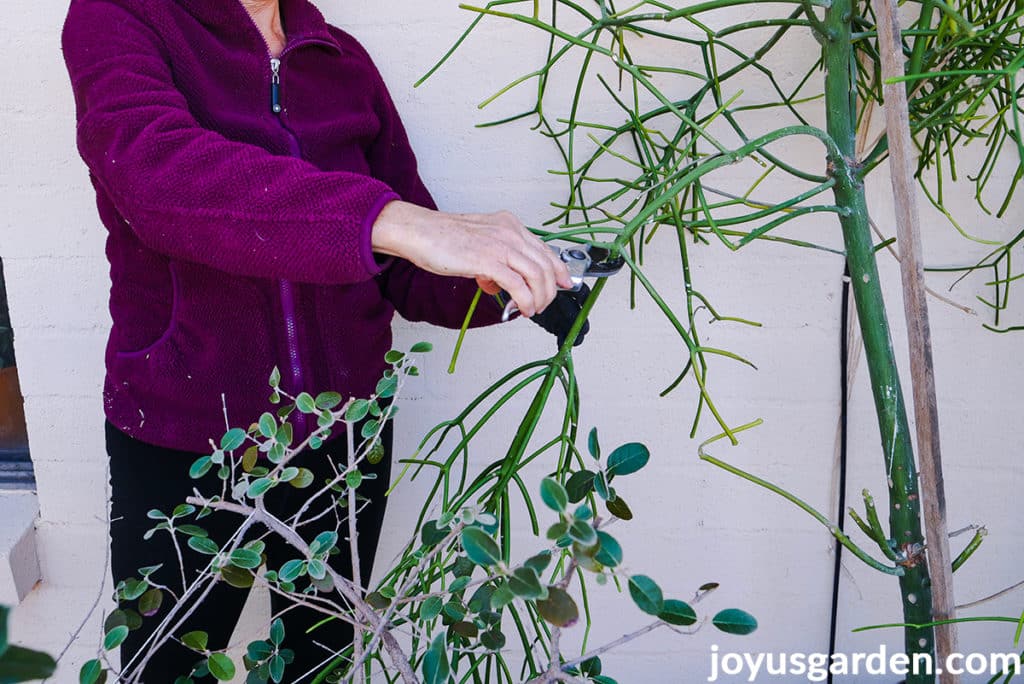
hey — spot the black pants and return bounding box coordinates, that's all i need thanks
[106,419,393,683]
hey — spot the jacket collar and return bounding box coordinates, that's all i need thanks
[175,0,341,53]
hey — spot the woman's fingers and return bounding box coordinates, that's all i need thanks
[489,265,534,317]
[504,248,555,316]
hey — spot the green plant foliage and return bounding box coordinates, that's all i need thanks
[207,653,235,681]
[628,576,664,616]
[539,477,568,512]
[712,608,759,636]
[0,607,56,684]
[606,443,650,478]
[103,346,758,684]
[659,599,698,627]
[536,587,580,627]
[422,635,450,684]
[79,659,105,684]
[461,527,503,567]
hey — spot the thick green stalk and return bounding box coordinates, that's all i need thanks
[822,0,936,678]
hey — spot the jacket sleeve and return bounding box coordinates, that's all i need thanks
[62,0,399,285]
[341,32,506,328]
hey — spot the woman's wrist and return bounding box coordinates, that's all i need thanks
[371,200,432,260]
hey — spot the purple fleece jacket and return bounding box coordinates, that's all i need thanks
[62,0,504,452]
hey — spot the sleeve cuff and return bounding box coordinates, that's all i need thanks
[359,190,402,276]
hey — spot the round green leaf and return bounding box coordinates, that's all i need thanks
[565,470,595,503]
[270,618,285,646]
[568,519,597,547]
[310,531,337,556]
[422,634,450,684]
[121,578,149,601]
[278,560,305,583]
[258,413,277,438]
[289,468,314,489]
[580,657,603,677]
[270,654,285,683]
[187,537,219,555]
[480,629,506,651]
[247,478,274,499]
[546,521,568,540]
[375,375,398,399]
[295,393,317,414]
[189,456,213,479]
[536,586,579,627]
[628,575,663,616]
[606,496,634,521]
[103,626,129,651]
[360,418,380,439]
[461,527,502,567]
[524,550,552,576]
[207,653,235,681]
[181,630,208,652]
[172,504,195,519]
[508,567,546,600]
[367,439,385,464]
[229,549,263,570]
[450,621,478,639]
[79,659,104,684]
[421,520,448,547]
[247,640,274,661]
[712,608,758,635]
[345,399,370,423]
[220,428,246,451]
[410,341,433,353]
[659,599,697,626]
[307,559,327,581]
[491,582,516,610]
[420,596,443,621]
[539,478,568,512]
[594,531,623,568]
[103,610,127,634]
[607,443,650,478]
[138,588,163,617]
[242,446,259,472]
[315,392,342,410]
[587,427,601,459]
[123,610,143,631]
[220,564,255,589]
[345,470,363,489]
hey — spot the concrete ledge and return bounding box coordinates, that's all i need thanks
[0,492,40,604]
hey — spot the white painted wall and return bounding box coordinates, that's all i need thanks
[2,0,1022,681]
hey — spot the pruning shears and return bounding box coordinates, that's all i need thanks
[500,243,625,322]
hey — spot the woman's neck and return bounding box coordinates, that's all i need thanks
[240,0,286,56]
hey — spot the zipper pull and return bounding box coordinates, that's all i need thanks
[270,58,282,114]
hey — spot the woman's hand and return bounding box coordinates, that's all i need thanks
[372,201,573,318]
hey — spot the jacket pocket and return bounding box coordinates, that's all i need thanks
[115,262,179,359]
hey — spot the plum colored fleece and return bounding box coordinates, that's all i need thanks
[62,0,504,452]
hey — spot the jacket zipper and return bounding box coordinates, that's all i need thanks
[270,55,308,440]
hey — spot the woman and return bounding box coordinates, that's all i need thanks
[62,0,583,679]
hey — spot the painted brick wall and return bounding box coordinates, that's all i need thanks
[3,1,1022,681]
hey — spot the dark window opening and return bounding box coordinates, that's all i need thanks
[0,258,34,491]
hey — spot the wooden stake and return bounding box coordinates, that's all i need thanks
[871,0,960,679]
